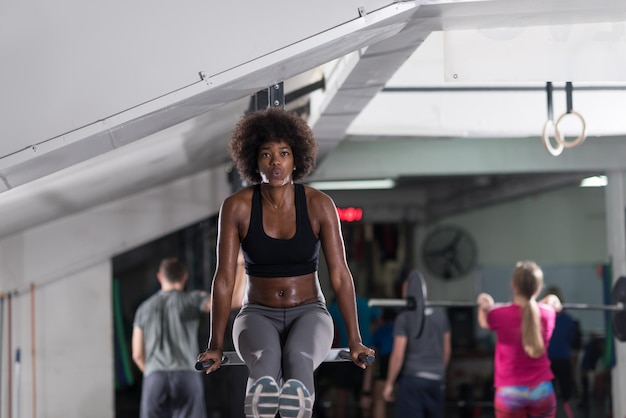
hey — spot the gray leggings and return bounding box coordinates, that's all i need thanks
[232,300,334,397]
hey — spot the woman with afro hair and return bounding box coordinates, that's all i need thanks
[198,107,374,418]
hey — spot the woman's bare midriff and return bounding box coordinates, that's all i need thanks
[247,273,321,308]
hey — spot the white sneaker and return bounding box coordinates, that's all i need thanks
[244,376,280,418]
[278,379,313,418]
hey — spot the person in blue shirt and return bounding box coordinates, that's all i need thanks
[544,286,581,418]
[328,294,381,418]
[368,308,397,418]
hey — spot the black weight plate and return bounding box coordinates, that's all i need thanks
[611,275,626,342]
[406,270,427,339]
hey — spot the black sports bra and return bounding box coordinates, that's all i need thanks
[241,183,320,277]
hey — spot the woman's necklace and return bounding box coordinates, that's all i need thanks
[261,190,286,213]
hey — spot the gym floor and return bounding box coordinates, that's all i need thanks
[116,361,614,417]
[455,399,612,418]
[315,396,612,418]
[116,384,612,417]
[315,368,613,418]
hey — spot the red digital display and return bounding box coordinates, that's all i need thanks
[337,207,363,222]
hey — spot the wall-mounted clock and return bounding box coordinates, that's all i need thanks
[421,225,478,280]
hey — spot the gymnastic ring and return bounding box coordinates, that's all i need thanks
[541,119,564,157]
[553,110,587,149]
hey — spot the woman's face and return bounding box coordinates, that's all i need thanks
[257,140,295,186]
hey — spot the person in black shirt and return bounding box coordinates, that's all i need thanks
[197,108,374,418]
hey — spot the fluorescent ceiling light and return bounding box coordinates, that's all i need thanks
[580,175,607,187]
[308,178,396,190]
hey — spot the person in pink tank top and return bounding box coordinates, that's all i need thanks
[477,260,563,418]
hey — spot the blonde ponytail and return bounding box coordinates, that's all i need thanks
[512,260,545,358]
[521,298,544,358]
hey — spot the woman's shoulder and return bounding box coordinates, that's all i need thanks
[224,185,255,202]
[302,183,333,205]
[221,186,256,215]
[302,184,337,220]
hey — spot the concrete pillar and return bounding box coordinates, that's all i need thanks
[605,170,626,418]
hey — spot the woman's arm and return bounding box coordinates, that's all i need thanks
[476,293,494,330]
[313,189,373,366]
[199,197,243,372]
[230,249,247,309]
[540,294,563,312]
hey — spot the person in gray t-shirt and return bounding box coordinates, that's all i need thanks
[383,275,451,418]
[132,257,211,418]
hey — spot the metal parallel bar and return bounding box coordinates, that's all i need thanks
[369,298,624,311]
[195,347,367,370]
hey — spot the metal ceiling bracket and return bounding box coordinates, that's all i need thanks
[249,82,285,112]
[269,82,285,109]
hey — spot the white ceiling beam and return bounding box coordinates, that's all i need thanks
[0,2,416,192]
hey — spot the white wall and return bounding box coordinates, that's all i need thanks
[0,165,230,418]
[38,262,113,417]
[419,185,607,306]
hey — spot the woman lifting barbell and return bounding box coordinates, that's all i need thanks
[477,260,562,418]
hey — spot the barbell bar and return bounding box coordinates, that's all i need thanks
[368,298,625,312]
[368,270,626,342]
